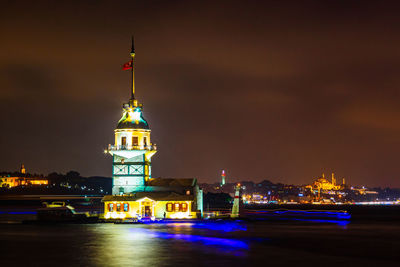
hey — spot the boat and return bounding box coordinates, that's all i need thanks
[24,202,98,224]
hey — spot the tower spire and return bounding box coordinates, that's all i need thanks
[130,36,137,106]
[131,35,135,54]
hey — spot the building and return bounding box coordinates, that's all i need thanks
[103,178,202,219]
[0,175,48,188]
[306,173,344,191]
[102,39,203,220]
[0,165,48,188]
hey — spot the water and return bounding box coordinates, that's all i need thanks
[1,219,400,266]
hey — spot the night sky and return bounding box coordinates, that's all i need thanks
[2,1,400,187]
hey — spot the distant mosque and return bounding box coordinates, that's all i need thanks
[102,38,203,220]
[306,173,345,191]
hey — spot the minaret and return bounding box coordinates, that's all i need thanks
[221,170,226,186]
[107,38,157,195]
[20,164,26,175]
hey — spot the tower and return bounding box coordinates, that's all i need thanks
[231,183,241,218]
[20,164,26,174]
[107,37,157,195]
[221,170,226,186]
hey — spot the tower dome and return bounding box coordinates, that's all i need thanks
[116,104,149,129]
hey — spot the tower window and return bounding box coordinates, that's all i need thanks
[143,137,147,147]
[132,136,138,146]
[121,137,127,146]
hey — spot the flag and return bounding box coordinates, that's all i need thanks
[122,60,133,70]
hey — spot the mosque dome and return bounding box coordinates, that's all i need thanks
[116,106,149,130]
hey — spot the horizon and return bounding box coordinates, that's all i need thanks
[2,167,398,189]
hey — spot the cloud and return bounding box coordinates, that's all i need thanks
[340,103,400,132]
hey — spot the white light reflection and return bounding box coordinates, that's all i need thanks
[86,222,249,266]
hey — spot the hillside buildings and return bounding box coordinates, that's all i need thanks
[0,165,48,188]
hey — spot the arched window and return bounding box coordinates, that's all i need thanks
[174,203,180,212]
[116,203,121,212]
[166,203,173,212]
[108,203,114,212]
[181,203,188,212]
[123,203,129,212]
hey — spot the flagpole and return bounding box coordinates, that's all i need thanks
[130,36,136,104]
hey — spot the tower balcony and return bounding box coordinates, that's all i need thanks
[108,143,157,151]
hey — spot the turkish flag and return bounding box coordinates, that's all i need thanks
[122,60,133,70]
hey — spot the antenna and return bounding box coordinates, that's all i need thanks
[130,36,136,102]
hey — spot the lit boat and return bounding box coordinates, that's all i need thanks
[25,202,98,224]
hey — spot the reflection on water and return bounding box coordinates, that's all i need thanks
[89,225,165,266]
[132,227,249,257]
[277,217,350,227]
[1,219,400,266]
[189,221,248,232]
[89,221,250,266]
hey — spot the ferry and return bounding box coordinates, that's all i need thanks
[24,202,98,224]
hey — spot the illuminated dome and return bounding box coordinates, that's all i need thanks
[116,106,149,129]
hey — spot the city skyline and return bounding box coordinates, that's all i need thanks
[2,1,400,187]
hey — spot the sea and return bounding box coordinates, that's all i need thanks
[1,205,400,267]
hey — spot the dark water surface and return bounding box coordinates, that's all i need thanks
[1,218,399,267]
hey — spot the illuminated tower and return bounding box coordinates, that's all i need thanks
[231,184,241,218]
[20,164,26,174]
[107,38,157,195]
[221,170,226,186]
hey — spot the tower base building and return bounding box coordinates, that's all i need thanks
[103,179,203,220]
